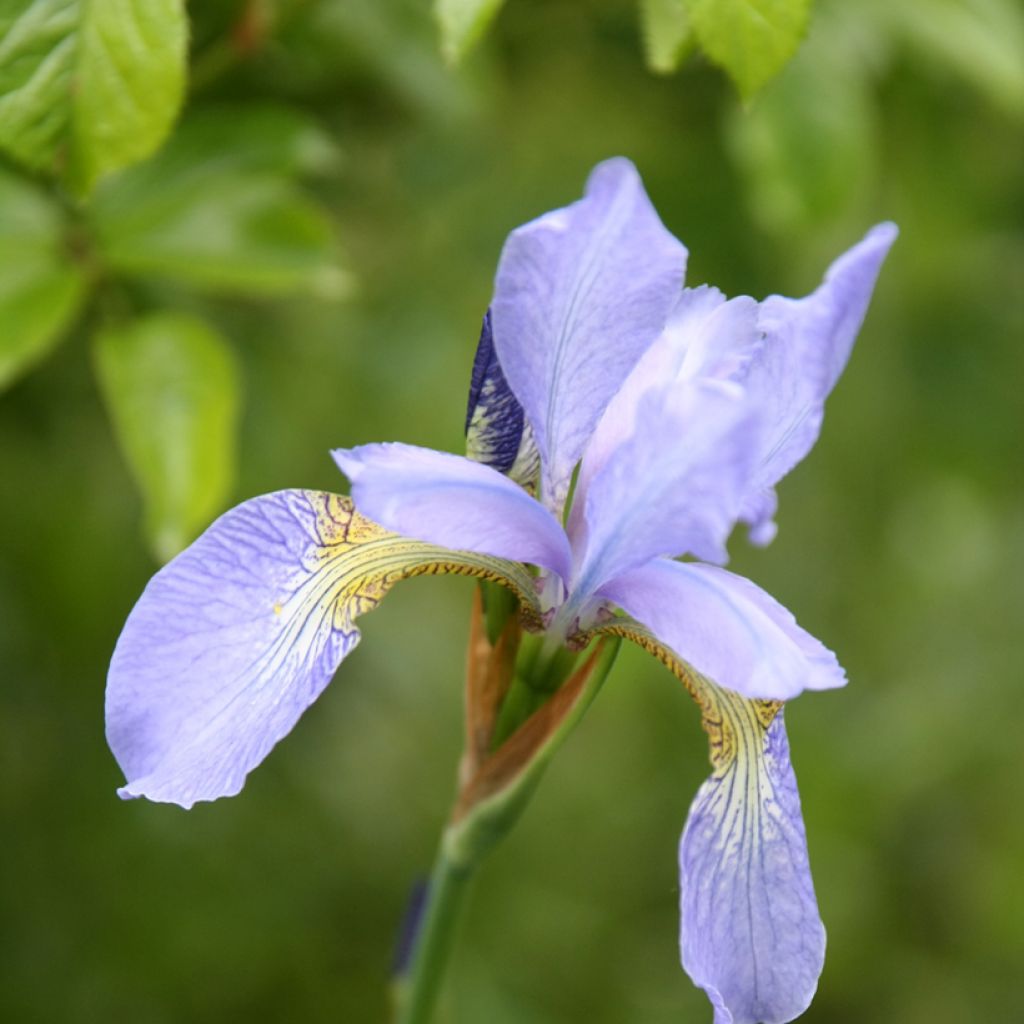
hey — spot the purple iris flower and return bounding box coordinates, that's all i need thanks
[106,158,895,1024]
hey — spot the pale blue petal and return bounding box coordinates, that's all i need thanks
[741,223,898,539]
[570,381,760,596]
[569,288,761,540]
[680,710,826,1024]
[598,559,845,701]
[491,157,687,513]
[107,492,364,808]
[334,442,572,580]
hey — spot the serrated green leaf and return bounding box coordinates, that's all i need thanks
[90,107,349,299]
[434,0,506,64]
[94,312,240,562]
[689,0,813,99]
[0,169,85,388]
[641,0,694,74]
[0,0,186,193]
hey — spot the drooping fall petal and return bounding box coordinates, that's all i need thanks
[106,491,538,807]
[594,619,826,1024]
[679,710,826,1024]
[598,558,845,701]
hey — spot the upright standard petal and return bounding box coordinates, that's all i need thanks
[490,157,687,513]
[334,443,572,581]
[593,619,825,1024]
[569,287,762,539]
[598,559,845,701]
[106,491,540,807]
[570,380,759,597]
[739,223,898,540]
[464,309,540,490]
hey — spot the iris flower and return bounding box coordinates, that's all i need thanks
[107,159,895,1024]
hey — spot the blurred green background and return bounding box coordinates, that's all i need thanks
[1,1,1022,1021]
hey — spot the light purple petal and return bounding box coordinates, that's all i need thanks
[334,442,571,580]
[680,709,826,1024]
[491,157,687,513]
[741,223,897,539]
[570,381,760,596]
[598,559,845,700]
[569,287,762,540]
[107,491,364,808]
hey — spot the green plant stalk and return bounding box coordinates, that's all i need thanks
[392,636,621,1024]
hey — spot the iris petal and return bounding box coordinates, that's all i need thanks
[106,491,540,807]
[569,287,762,540]
[598,559,845,701]
[334,443,572,581]
[571,381,759,595]
[594,619,825,1024]
[740,222,898,540]
[680,709,825,1024]
[491,157,687,513]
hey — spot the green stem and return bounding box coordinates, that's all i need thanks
[393,832,474,1024]
[392,637,621,1024]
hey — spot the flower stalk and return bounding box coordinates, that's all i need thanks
[393,590,621,1024]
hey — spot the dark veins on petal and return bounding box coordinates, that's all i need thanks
[465,310,539,487]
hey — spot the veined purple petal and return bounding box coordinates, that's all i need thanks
[598,559,845,701]
[464,309,540,489]
[680,709,825,1024]
[491,157,687,513]
[107,492,367,808]
[570,381,759,596]
[569,287,762,540]
[334,443,572,580]
[740,223,898,541]
[107,491,541,808]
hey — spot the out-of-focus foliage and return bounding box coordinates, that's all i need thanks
[685,0,813,98]
[91,107,346,297]
[441,0,815,96]
[94,313,239,562]
[0,0,187,193]
[640,0,693,75]
[1,0,1022,1022]
[0,1,348,559]
[0,169,85,386]
[435,0,507,65]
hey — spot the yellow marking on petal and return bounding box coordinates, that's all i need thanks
[594,618,781,773]
[292,492,542,644]
[273,602,282,616]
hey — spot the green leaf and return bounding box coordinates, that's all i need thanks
[90,107,349,298]
[94,312,240,562]
[0,169,85,388]
[640,0,694,74]
[688,0,814,99]
[0,0,187,193]
[434,0,506,65]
